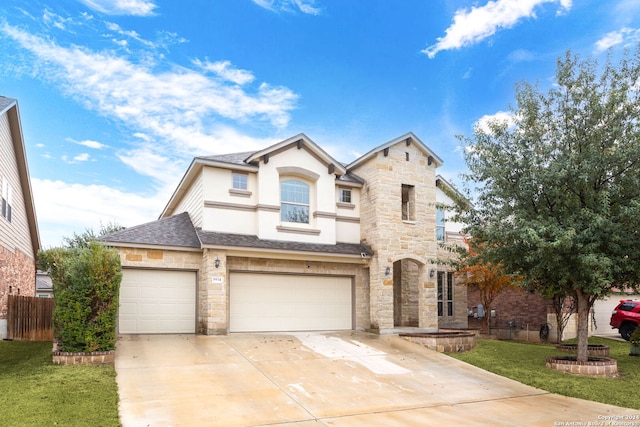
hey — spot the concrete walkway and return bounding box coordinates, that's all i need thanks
[115,332,637,426]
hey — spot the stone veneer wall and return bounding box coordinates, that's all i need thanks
[354,143,438,330]
[395,259,419,327]
[0,246,36,324]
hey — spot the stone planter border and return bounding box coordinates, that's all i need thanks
[400,332,476,353]
[546,356,617,377]
[52,342,115,365]
[555,344,610,357]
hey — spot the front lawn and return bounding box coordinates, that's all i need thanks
[0,340,119,427]
[448,337,640,409]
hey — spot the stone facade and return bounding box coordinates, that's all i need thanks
[353,143,439,331]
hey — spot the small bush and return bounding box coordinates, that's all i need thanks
[630,325,640,346]
[39,242,122,352]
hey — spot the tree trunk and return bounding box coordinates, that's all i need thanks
[575,289,591,362]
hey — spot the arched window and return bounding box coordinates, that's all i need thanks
[281,180,309,223]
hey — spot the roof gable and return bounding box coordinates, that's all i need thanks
[0,97,40,255]
[245,133,347,176]
[346,132,443,171]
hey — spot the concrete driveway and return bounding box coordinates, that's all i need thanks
[115,331,636,426]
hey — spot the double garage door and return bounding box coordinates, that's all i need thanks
[119,269,353,333]
[229,273,353,332]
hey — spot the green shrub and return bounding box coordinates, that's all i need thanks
[630,325,640,346]
[39,242,122,352]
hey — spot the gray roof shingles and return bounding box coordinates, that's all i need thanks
[101,211,374,257]
[197,230,373,256]
[0,96,16,113]
[101,212,201,248]
[198,151,256,166]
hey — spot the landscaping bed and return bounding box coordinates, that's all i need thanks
[447,337,640,410]
[400,331,476,352]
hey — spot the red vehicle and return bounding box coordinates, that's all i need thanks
[610,300,640,341]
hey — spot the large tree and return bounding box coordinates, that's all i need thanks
[459,48,640,362]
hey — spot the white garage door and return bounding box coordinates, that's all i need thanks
[230,273,353,332]
[119,269,196,334]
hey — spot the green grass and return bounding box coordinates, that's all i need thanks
[0,340,120,427]
[448,337,640,409]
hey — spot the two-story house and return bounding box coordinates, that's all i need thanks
[103,132,467,334]
[0,97,41,339]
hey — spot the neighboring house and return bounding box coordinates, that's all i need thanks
[466,287,554,341]
[103,133,467,334]
[35,271,53,298]
[0,97,41,339]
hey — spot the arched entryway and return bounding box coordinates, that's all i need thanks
[392,258,423,327]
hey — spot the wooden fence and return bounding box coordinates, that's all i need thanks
[7,295,54,341]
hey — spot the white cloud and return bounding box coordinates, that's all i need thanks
[67,137,108,149]
[476,111,515,134]
[193,59,255,85]
[253,0,321,15]
[105,21,155,48]
[78,0,158,16]
[1,22,298,155]
[43,9,72,30]
[595,27,640,53]
[32,178,163,247]
[423,0,572,58]
[116,146,185,187]
[61,153,90,163]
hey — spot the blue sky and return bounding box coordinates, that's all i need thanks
[1,0,638,247]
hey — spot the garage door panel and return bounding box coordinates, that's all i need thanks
[119,269,196,334]
[230,273,352,332]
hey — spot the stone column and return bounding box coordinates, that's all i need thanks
[369,254,394,330]
[201,249,228,334]
[419,265,438,330]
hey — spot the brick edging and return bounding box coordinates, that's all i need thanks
[546,356,617,377]
[52,344,115,365]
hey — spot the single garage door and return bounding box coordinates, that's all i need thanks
[230,273,353,332]
[119,269,196,334]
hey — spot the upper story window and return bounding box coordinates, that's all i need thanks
[436,207,445,241]
[339,188,351,204]
[281,180,309,224]
[1,178,12,223]
[232,173,248,190]
[401,184,415,221]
